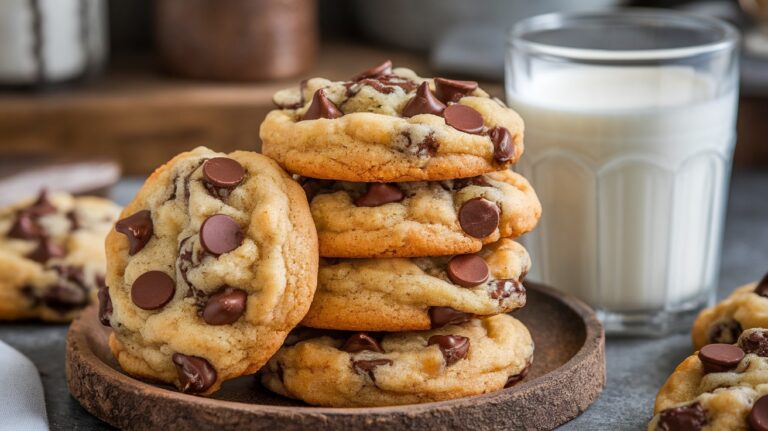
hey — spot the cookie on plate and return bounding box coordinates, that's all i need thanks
[692,273,768,349]
[650,328,768,431]
[261,60,525,182]
[0,190,121,322]
[303,169,540,258]
[261,314,534,407]
[104,147,318,395]
[302,238,530,331]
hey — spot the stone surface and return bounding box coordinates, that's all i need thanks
[0,172,767,430]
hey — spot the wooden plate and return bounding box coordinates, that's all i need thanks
[66,283,605,431]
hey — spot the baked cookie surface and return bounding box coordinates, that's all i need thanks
[0,190,121,322]
[650,329,768,431]
[692,274,768,349]
[302,238,530,331]
[260,61,525,182]
[305,169,540,258]
[261,314,534,407]
[104,147,318,395]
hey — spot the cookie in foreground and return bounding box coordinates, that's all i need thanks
[104,147,318,395]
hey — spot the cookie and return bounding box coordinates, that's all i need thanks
[692,274,768,349]
[650,328,768,431]
[104,147,318,395]
[261,60,525,182]
[261,314,534,407]
[0,190,121,322]
[302,238,530,331]
[304,169,540,258]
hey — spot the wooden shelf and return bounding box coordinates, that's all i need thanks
[0,43,502,175]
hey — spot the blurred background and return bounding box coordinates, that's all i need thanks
[0,0,767,188]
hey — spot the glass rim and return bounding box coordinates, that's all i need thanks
[508,8,739,61]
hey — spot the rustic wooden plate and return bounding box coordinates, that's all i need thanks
[66,283,605,431]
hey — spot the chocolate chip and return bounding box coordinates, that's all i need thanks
[434,78,478,103]
[489,127,514,163]
[751,395,768,431]
[449,176,491,190]
[698,343,744,373]
[300,178,335,202]
[447,254,489,287]
[443,104,484,134]
[341,333,383,353]
[131,271,175,310]
[115,210,153,255]
[97,284,112,326]
[203,157,245,189]
[429,307,473,329]
[7,211,42,239]
[458,198,499,238]
[354,183,404,207]
[302,89,342,121]
[755,272,768,297]
[27,189,57,216]
[66,210,79,231]
[402,82,446,118]
[42,283,87,312]
[656,403,707,431]
[172,353,217,393]
[351,60,392,81]
[202,286,247,325]
[504,364,530,388]
[491,279,525,301]
[352,358,393,381]
[739,329,768,357]
[428,335,470,366]
[709,319,742,345]
[27,237,65,263]
[199,214,243,256]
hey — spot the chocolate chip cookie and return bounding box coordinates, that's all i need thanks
[692,274,768,349]
[261,314,533,407]
[304,169,540,258]
[104,147,318,395]
[302,238,530,331]
[650,328,768,431]
[261,60,525,182]
[0,190,121,322]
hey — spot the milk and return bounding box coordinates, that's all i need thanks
[509,66,737,315]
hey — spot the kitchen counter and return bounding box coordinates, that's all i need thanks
[1,172,767,430]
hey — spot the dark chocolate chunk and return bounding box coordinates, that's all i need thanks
[172,353,217,393]
[354,183,404,207]
[656,402,707,431]
[131,271,175,310]
[490,279,525,301]
[429,307,473,329]
[489,127,515,163]
[202,286,247,325]
[302,89,342,121]
[351,60,392,81]
[402,82,445,117]
[115,210,153,255]
[428,335,470,366]
[27,237,65,263]
[458,198,500,238]
[450,176,491,190]
[434,78,478,103]
[504,364,530,388]
[199,214,243,256]
[443,104,484,134]
[7,211,42,239]
[447,254,489,287]
[755,272,768,297]
[97,284,112,326]
[739,329,768,357]
[27,189,57,216]
[697,343,744,373]
[203,157,245,188]
[66,210,79,231]
[751,395,768,431]
[708,319,742,345]
[42,283,87,312]
[341,333,383,353]
[352,358,393,381]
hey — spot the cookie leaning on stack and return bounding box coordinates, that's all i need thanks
[260,60,541,407]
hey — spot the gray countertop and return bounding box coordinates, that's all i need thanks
[1,172,767,431]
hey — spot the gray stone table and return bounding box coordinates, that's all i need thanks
[1,172,767,431]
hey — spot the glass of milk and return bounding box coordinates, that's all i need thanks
[507,10,739,335]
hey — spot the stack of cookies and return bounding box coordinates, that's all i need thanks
[259,61,543,407]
